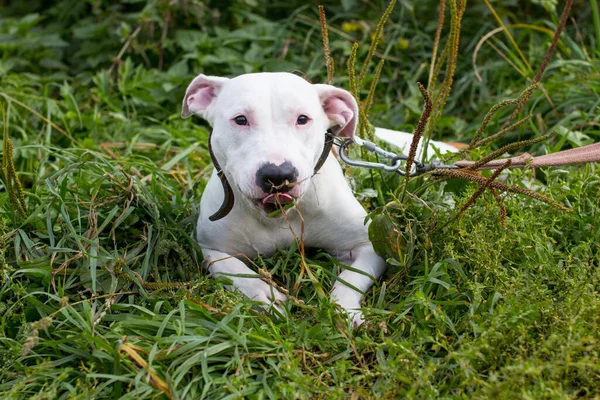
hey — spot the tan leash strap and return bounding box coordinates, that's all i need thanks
[454,142,600,170]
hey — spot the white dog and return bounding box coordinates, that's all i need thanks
[181,72,389,326]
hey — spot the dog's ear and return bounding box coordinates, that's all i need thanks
[182,74,229,120]
[314,85,359,139]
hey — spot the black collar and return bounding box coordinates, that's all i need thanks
[207,129,334,221]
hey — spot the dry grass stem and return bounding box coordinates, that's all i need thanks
[357,0,396,88]
[348,42,359,99]
[483,0,534,75]
[454,160,512,220]
[432,0,462,114]
[475,114,534,148]
[0,92,79,144]
[364,59,385,121]
[119,341,173,399]
[490,187,508,230]
[404,83,433,185]
[428,0,446,91]
[114,260,191,291]
[500,0,573,130]
[1,104,27,221]
[432,167,569,211]
[107,25,142,75]
[467,132,553,171]
[318,5,334,84]
[464,84,538,153]
[425,0,463,150]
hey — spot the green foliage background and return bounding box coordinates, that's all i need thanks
[0,0,599,398]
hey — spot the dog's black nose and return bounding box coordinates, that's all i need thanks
[256,161,299,193]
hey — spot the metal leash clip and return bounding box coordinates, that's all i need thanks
[337,138,459,176]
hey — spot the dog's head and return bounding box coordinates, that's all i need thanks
[182,72,358,215]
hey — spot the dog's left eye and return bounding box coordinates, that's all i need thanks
[234,115,248,126]
[296,115,310,125]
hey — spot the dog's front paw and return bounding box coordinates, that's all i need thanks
[345,309,365,327]
[331,285,364,327]
[236,278,287,315]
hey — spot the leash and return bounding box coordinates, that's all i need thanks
[453,142,600,170]
[338,138,600,174]
[208,129,599,221]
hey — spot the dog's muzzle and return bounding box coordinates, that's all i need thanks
[207,130,334,221]
[254,161,298,213]
[255,161,298,194]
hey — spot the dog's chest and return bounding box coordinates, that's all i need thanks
[237,222,299,257]
[198,212,302,258]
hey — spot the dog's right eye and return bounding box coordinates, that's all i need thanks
[234,115,248,126]
[296,115,310,125]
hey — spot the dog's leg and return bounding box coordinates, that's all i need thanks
[330,243,386,327]
[203,248,287,314]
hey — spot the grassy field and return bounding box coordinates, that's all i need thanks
[0,0,599,398]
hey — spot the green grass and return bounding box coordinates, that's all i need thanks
[0,1,599,398]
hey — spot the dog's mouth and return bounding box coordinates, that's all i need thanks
[259,193,295,214]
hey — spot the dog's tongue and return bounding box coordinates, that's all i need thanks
[262,193,294,205]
